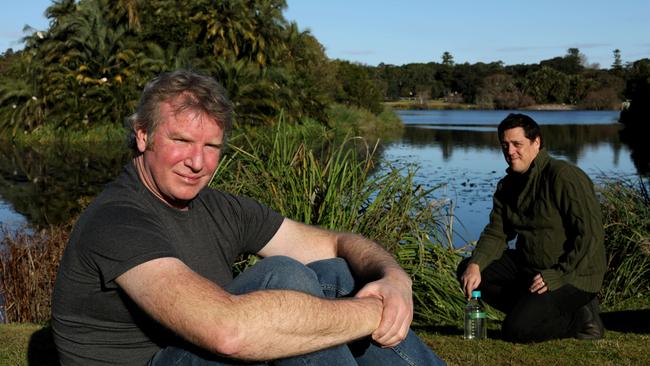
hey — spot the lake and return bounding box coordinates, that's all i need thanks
[0,109,645,247]
[382,109,642,246]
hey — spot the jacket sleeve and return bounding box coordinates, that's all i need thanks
[470,181,512,270]
[540,164,606,291]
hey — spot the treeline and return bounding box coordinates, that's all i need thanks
[1,0,649,136]
[0,0,382,135]
[370,49,650,110]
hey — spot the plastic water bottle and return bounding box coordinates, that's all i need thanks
[464,290,487,339]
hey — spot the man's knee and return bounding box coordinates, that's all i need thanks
[228,256,323,296]
[257,256,323,293]
[308,258,355,298]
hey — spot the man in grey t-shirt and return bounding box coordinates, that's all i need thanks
[52,70,444,365]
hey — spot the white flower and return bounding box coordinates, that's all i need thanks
[31,96,37,100]
[36,31,44,39]
[100,77,108,83]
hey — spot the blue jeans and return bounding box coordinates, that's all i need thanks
[149,256,445,365]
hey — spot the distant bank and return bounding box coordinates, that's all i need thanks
[385,100,620,111]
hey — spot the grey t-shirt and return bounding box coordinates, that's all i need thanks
[52,163,284,365]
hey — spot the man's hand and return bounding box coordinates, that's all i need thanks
[529,273,548,294]
[461,263,481,298]
[355,274,413,348]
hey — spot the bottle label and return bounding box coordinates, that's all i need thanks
[469,312,486,319]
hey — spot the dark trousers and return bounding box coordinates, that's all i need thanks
[457,250,595,343]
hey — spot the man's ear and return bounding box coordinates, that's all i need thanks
[135,128,148,153]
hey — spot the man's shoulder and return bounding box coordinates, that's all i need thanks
[543,155,590,183]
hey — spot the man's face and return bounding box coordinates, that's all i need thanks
[135,99,224,209]
[500,127,541,174]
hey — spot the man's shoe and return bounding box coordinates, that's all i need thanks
[575,298,605,340]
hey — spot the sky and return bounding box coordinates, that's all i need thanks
[2,0,649,68]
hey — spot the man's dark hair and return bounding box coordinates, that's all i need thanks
[497,113,544,148]
[125,70,233,153]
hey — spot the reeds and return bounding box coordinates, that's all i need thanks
[214,121,469,325]
[598,178,650,307]
[0,224,69,323]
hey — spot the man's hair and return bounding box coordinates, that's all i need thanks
[125,70,233,152]
[497,113,544,148]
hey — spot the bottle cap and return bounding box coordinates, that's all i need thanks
[471,290,481,298]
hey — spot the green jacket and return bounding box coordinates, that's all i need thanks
[470,149,606,293]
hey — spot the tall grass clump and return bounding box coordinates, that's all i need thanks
[0,224,70,323]
[214,121,467,325]
[598,178,650,308]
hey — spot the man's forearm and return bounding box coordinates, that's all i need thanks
[220,289,382,360]
[118,258,383,362]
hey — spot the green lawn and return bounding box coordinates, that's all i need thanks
[2,308,648,366]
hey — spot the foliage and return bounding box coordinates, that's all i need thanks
[0,0,387,134]
[620,58,650,127]
[598,179,650,307]
[539,48,585,75]
[330,60,384,114]
[371,48,633,109]
[476,73,534,109]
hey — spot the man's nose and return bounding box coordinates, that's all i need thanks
[185,146,204,172]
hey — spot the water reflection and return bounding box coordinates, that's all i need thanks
[0,142,130,228]
[399,123,626,166]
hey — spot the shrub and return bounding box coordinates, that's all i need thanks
[0,224,70,323]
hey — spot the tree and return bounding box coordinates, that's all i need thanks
[441,51,454,66]
[477,74,533,109]
[331,60,383,114]
[524,66,570,104]
[612,49,623,71]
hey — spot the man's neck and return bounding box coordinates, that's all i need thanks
[132,156,190,211]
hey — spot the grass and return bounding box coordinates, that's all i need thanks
[423,329,650,366]
[0,323,57,366]
[3,319,650,366]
